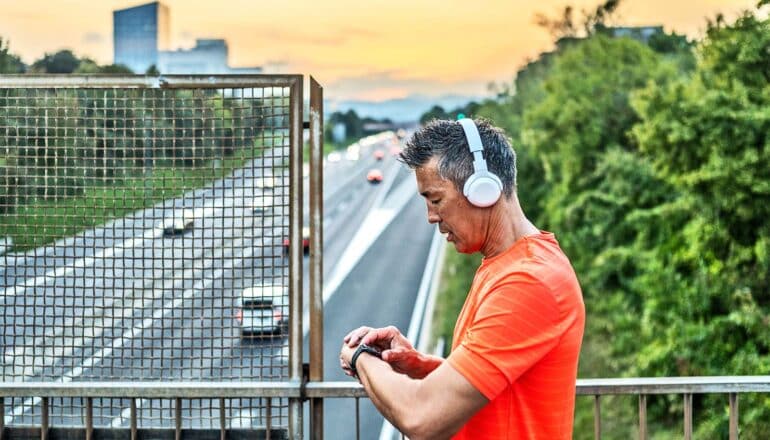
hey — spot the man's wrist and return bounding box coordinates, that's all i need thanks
[350,344,382,376]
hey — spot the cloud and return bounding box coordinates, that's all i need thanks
[81,32,104,45]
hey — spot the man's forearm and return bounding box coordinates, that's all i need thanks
[355,353,426,436]
[404,352,444,379]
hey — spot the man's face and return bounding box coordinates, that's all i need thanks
[415,157,486,254]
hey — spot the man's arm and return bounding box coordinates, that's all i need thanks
[340,343,487,439]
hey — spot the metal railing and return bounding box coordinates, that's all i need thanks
[0,74,321,438]
[1,377,769,439]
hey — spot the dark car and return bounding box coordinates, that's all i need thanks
[283,226,310,255]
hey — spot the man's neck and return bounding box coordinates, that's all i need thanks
[480,196,538,258]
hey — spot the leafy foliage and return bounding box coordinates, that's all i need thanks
[431,3,770,437]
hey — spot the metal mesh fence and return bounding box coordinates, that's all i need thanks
[0,77,299,429]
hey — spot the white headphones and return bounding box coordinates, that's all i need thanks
[458,118,503,207]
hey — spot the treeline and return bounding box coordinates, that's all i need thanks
[0,39,280,216]
[325,109,395,145]
[0,38,135,74]
[427,1,770,437]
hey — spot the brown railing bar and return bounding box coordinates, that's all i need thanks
[85,397,93,440]
[130,398,137,440]
[683,393,692,440]
[593,395,601,440]
[219,398,226,440]
[41,397,48,440]
[355,397,361,440]
[175,398,182,440]
[0,74,301,89]
[309,74,325,440]
[729,393,738,440]
[266,397,272,440]
[638,394,647,440]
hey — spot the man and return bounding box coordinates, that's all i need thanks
[339,118,585,439]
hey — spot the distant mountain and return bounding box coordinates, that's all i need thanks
[327,94,485,123]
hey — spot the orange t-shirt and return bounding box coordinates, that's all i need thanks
[447,231,585,440]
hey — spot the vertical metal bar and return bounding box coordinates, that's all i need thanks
[729,393,738,440]
[219,398,226,440]
[593,395,601,440]
[638,394,647,440]
[266,398,272,440]
[287,74,304,440]
[355,398,361,440]
[41,397,49,440]
[683,393,692,440]
[130,398,137,440]
[175,398,182,440]
[1,398,5,440]
[309,75,325,440]
[86,398,93,440]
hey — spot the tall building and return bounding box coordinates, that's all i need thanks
[113,2,169,74]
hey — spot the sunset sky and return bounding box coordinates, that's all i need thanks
[0,0,759,102]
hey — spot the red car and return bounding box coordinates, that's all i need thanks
[367,169,384,184]
[283,226,310,255]
[373,149,385,160]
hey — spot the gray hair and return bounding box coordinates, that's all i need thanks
[399,118,517,198]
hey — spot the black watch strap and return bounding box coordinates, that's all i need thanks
[350,344,382,376]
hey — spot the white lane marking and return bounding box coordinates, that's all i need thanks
[104,237,260,428]
[1,199,249,368]
[8,232,259,425]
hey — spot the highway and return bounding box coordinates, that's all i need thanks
[0,132,436,438]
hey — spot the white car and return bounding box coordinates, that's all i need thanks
[255,175,277,189]
[327,151,342,163]
[160,210,195,236]
[237,284,288,337]
[251,195,274,213]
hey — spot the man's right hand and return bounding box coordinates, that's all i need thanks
[355,326,442,379]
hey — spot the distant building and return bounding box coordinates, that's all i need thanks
[158,39,262,75]
[113,2,169,74]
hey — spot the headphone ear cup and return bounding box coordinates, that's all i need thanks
[463,172,502,207]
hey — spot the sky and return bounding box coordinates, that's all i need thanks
[0,0,760,103]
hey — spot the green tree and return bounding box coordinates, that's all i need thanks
[630,10,770,436]
[0,38,25,73]
[31,49,80,73]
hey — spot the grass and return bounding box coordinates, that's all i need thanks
[430,246,480,356]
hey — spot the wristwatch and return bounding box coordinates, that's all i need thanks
[350,344,382,376]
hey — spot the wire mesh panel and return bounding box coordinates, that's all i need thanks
[0,76,302,431]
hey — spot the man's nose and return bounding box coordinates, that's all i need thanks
[427,208,440,224]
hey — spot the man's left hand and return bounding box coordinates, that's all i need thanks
[339,343,357,378]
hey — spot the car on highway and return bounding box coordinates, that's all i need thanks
[236,284,288,338]
[373,149,385,161]
[283,226,310,255]
[251,195,274,213]
[160,210,195,236]
[327,151,342,162]
[389,145,402,156]
[366,169,384,184]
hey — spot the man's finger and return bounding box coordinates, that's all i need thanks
[361,327,393,346]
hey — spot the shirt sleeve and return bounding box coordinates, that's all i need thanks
[447,277,563,401]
